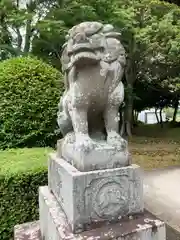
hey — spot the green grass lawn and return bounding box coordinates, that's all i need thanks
[0,147,53,176]
[0,124,180,173]
[0,147,54,240]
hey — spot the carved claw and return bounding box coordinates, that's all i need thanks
[107,132,127,150]
[75,134,96,152]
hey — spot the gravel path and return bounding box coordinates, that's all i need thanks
[144,166,180,235]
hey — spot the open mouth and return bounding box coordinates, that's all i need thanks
[71,43,93,54]
[67,41,104,69]
[69,47,101,68]
[73,51,100,64]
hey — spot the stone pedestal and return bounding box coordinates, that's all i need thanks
[58,138,130,172]
[38,186,166,240]
[48,154,143,233]
[13,153,166,240]
[14,153,167,240]
[38,184,165,240]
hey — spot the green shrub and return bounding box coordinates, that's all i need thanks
[0,56,64,149]
[0,147,52,240]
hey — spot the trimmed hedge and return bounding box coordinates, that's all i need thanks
[0,148,52,240]
[0,56,64,149]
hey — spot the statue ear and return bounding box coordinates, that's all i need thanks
[65,34,70,40]
[61,45,70,72]
[66,38,74,55]
[62,42,67,49]
[102,24,114,33]
[118,55,126,67]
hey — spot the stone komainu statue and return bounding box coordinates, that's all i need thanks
[57,22,126,151]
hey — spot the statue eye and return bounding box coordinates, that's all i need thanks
[74,33,86,43]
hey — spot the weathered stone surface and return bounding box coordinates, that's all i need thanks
[58,134,130,171]
[57,21,128,169]
[14,221,41,240]
[15,218,180,240]
[38,186,166,240]
[48,154,143,233]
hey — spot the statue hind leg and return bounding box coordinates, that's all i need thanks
[104,81,127,149]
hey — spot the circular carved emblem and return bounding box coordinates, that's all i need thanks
[92,181,128,218]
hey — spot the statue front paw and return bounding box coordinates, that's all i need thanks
[107,132,127,150]
[75,134,96,152]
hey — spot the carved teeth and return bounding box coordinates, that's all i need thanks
[70,52,100,67]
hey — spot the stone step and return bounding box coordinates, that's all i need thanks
[38,185,166,240]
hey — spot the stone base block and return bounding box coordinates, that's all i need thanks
[57,137,130,171]
[14,221,41,240]
[38,186,166,240]
[48,154,143,233]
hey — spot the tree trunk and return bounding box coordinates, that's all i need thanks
[134,110,139,124]
[124,84,134,137]
[155,108,159,123]
[125,119,132,137]
[16,27,22,50]
[23,19,32,53]
[159,108,163,128]
[123,33,137,137]
[173,98,179,123]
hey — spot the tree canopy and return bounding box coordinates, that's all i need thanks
[0,0,180,135]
